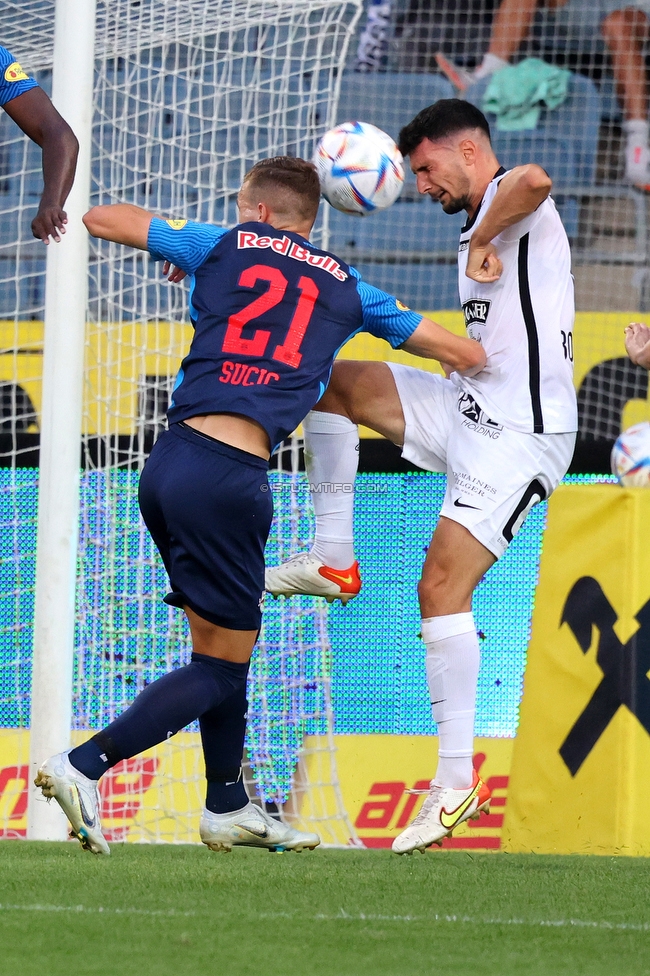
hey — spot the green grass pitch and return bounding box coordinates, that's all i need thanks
[1,843,649,976]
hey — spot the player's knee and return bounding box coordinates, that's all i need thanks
[417,560,475,616]
[316,361,356,414]
[417,564,451,611]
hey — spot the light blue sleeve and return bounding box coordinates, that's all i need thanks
[147,218,229,274]
[0,46,38,107]
[351,267,423,349]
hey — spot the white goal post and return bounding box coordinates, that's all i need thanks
[28,0,97,843]
[0,0,363,845]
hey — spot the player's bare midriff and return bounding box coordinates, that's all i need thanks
[184,412,271,460]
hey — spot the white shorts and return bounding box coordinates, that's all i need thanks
[388,364,576,559]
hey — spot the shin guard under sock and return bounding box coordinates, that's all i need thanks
[201,681,250,814]
[422,613,480,789]
[69,654,249,781]
[303,410,358,569]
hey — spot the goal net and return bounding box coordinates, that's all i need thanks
[0,0,361,844]
[2,0,647,845]
[345,0,650,473]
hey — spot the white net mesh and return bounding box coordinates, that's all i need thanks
[344,0,650,469]
[0,0,361,844]
[2,0,650,840]
[342,0,649,311]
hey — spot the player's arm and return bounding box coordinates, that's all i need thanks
[355,275,486,376]
[84,205,185,280]
[4,87,78,244]
[466,164,552,284]
[83,203,153,249]
[625,322,650,370]
[401,317,485,376]
[84,205,226,278]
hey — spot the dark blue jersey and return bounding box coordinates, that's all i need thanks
[0,46,38,106]
[147,218,423,449]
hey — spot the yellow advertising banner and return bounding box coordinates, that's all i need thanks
[0,731,513,850]
[328,734,513,850]
[0,729,205,843]
[503,485,650,856]
[0,311,637,436]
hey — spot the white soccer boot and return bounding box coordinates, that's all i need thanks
[625,137,650,191]
[265,552,361,605]
[34,751,110,855]
[200,802,321,853]
[392,770,491,855]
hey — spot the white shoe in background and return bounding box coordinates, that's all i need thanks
[625,137,650,189]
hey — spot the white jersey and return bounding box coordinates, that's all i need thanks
[452,169,578,434]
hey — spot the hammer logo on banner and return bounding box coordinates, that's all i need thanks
[559,576,650,776]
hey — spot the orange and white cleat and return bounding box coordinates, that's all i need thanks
[265,552,361,605]
[392,769,491,855]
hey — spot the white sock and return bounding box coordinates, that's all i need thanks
[623,118,650,183]
[422,613,480,790]
[474,52,508,81]
[624,118,649,140]
[303,410,358,569]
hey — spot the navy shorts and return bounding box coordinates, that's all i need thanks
[138,422,273,631]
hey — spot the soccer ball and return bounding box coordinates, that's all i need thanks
[313,121,404,216]
[611,422,650,486]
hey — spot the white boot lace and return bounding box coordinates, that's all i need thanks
[406,784,443,828]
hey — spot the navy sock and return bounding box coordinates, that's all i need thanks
[69,653,249,781]
[201,682,249,814]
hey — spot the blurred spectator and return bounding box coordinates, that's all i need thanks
[354,0,394,71]
[392,0,498,74]
[436,1,650,188]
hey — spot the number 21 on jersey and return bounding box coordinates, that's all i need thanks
[222,264,319,369]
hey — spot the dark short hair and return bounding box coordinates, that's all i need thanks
[243,156,321,224]
[398,99,491,157]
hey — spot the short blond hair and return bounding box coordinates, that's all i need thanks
[242,156,321,225]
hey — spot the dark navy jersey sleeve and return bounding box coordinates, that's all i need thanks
[0,46,38,106]
[350,267,422,348]
[147,218,228,274]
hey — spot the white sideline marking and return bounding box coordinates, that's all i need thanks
[0,903,196,918]
[0,903,648,931]
[263,910,650,932]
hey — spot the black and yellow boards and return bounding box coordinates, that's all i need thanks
[504,484,650,855]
